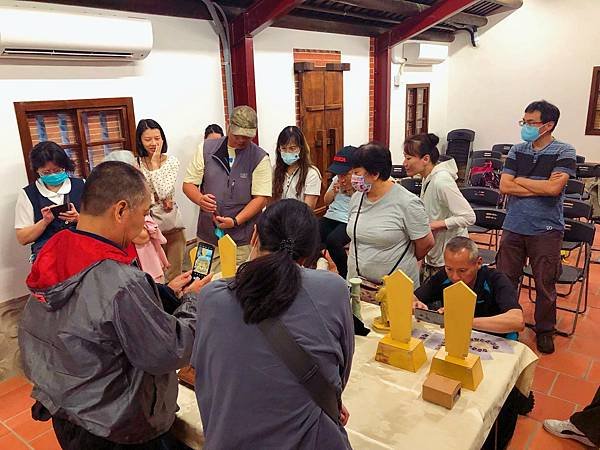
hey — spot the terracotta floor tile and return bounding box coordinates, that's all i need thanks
[0,384,35,421]
[529,426,588,450]
[550,374,599,406]
[570,334,600,359]
[6,410,53,442]
[0,423,10,438]
[30,430,61,450]
[507,416,540,450]
[538,351,591,379]
[529,392,576,422]
[586,360,600,383]
[532,366,558,394]
[0,432,32,449]
[0,376,30,397]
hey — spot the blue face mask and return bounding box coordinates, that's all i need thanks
[521,124,541,142]
[281,152,300,166]
[40,171,68,186]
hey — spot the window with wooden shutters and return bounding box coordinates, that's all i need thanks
[14,97,136,183]
[586,67,600,135]
[405,84,430,138]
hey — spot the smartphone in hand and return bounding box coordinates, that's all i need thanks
[192,242,215,281]
[50,203,70,218]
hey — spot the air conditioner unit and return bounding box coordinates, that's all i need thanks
[399,42,448,66]
[0,7,153,61]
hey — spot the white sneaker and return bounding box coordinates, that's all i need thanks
[543,419,595,447]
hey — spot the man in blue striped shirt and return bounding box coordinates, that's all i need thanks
[497,100,576,354]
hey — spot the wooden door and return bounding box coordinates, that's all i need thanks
[296,62,349,214]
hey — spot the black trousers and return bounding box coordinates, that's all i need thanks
[52,416,183,450]
[319,217,350,279]
[571,386,600,446]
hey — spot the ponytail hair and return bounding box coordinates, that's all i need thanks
[403,133,440,164]
[231,199,319,324]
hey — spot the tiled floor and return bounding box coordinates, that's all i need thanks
[2,231,599,449]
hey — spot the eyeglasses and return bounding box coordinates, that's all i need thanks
[280,145,300,153]
[518,120,545,127]
[38,169,65,176]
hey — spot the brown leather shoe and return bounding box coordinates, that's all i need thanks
[536,334,555,354]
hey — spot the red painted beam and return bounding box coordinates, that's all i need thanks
[373,0,478,147]
[230,36,257,109]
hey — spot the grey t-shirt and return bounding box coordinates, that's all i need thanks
[346,183,431,287]
[192,268,354,450]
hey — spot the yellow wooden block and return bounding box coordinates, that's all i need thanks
[189,246,197,267]
[375,334,427,372]
[443,281,477,359]
[429,346,483,391]
[383,270,414,344]
[218,234,237,278]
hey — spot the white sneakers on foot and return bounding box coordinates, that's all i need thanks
[543,419,595,447]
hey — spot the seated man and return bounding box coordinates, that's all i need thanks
[413,236,526,450]
[19,161,210,450]
[414,236,524,339]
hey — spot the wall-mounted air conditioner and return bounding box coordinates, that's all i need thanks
[0,7,153,61]
[399,42,448,66]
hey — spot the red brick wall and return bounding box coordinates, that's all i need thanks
[219,41,230,126]
[369,38,375,142]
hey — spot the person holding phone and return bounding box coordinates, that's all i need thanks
[15,141,84,261]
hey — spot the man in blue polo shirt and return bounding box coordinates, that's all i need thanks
[497,100,576,354]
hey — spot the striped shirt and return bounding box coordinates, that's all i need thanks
[502,139,576,235]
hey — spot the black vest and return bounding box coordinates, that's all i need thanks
[23,177,85,256]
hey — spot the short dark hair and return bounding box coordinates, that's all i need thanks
[232,199,320,324]
[204,124,224,139]
[352,142,392,180]
[404,133,440,164]
[136,119,168,157]
[30,141,75,174]
[445,236,479,262]
[525,100,560,131]
[81,161,149,216]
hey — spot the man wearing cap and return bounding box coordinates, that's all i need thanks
[319,146,357,279]
[183,106,272,272]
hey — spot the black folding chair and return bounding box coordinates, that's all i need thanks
[471,150,502,160]
[521,219,596,336]
[391,165,407,179]
[446,129,475,184]
[565,178,589,201]
[576,163,600,179]
[470,208,506,265]
[576,155,586,164]
[460,186,503,209]
[562,199,592,253]
[492,143,513,155]
[400,178,422,195]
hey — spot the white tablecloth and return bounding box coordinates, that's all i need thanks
[173,303,538,450]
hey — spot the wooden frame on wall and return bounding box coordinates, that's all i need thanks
[585,67,600,136]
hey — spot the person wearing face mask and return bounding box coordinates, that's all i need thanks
[347,143,434,316]
[403,133,475,280]
[271,126,322,210]
[497,100,576,354]
[15,141,84,261]
[19,161,211,450]
[137,119,185,282]
[183,106,272,273]
[191,199,354,449]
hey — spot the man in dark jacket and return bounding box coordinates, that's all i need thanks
[19,161,210,449]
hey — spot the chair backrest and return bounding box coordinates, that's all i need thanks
[471,150,502,160]
[563,218,596,245]
[400,177,422,195]
[446,129,475,164]
[491,144,513,155]
[576,163,600,179]
[438,154,454,162]
[460,187,502,207]
[470,157,503,171]
[566,179,585,195]
[563,198,592,220]
[576,155,586,164]
[391,165,407,179]
[473,208,506,230]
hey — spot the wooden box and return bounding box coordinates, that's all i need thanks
[422,373,461,409]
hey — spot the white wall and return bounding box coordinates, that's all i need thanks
[0,1,224,302]
[253,28,370,159]
[446,0,600,159]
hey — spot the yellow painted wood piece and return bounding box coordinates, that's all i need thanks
[443,281,477,359]
[189,246,197,267]
[383,270,414,344]
[429,346,483,391]
[375,334,427,372]
[218,234,237,278]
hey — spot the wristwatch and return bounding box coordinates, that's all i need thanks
[232,217,239,227]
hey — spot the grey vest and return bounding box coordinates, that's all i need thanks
[197,137,268,246]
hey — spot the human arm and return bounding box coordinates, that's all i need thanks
[414,233,435,260]
[182,182,218,213]
[514,172,569,197]
[215,196,269,229]
[301,167,322,210]
[473,309,524,334]
[403,196,435,260]
[14,190,54,245]
[57,202,79,224]
[303,195,319,210]
[500,173,536,197]
[434,182,476,231]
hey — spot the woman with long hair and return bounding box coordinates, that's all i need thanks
[192,199,354,449]
[272,126,322,210]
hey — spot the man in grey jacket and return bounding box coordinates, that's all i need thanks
[19,161,210,449]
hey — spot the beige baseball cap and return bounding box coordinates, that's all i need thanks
[229,105,257,138]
